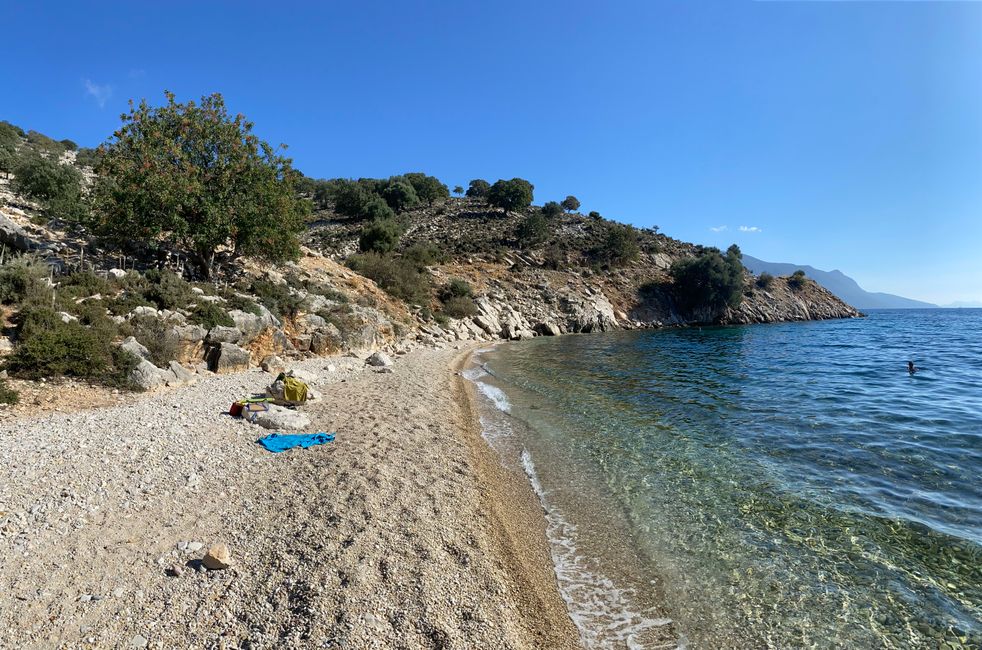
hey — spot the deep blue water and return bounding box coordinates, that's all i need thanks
[468,309,982,648]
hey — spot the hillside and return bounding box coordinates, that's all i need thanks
[742,255,936,310]
[0,115,860,406]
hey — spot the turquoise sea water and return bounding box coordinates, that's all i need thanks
[466,309,982,649]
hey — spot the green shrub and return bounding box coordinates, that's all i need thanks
[224,292,263,316]
[588,211,601,220]
[466,179,490,198]
[249,279,301,318]
[669,245,745,315]
[433,312,450,326]
[73,147,103,168]
[0,256,51,306]
[402,172,449,205]
[440,278,473,300]
[125,314,179,367]
[359,218,403,253]
[403,242,447,268]
[143,269,193,310]
[441,296,477,319]
[59,270,114,299]
[381,179,421,213]
[59,139,78,151]
[487,178,534,213]
[25,130,64,156]
[189,302,234,330]
[517,212,550,248]
[12,153,87,221]
[541,201,563,218]
[0,378,19,405]
[347,252,432,305]
[5,307,122,381]
[561,195,580,212]
[595,223,640,267]
[453,185,464,195]
[788,269,807,290]
[0,121,23,145]
[756,272,775,289]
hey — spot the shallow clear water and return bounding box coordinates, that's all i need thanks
[467,310,982,649]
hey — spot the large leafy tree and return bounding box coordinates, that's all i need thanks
[486,178,534,214]
[91,91,309,277]
[670,244,745,315]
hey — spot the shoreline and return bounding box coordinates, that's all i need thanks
[0,345,582,649]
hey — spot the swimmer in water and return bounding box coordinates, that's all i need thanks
[908,361,916,374]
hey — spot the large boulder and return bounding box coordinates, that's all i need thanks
[0,212,53,253]
[129,359,165,391]
[206,326,242,344]
[162,361,196,387]
[120,336,151,361]
[206,343,251,374]
[310,324,343,355]
[365,351,393,367]
[255,404,311,430]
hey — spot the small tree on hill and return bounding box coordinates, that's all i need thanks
[788,269,807,290]
[561,195,580,212]
[670,245,745,315]
[516,212,550,249]
[402,172,449,205]
[453,185,464,195]
[486,178,534,214]
[596,223,640,267]
[541,201,563,218]
[381,179,421,213]
[91,91,309,277]
[466,179,490,198]
[359,218,403,254]
[12,153,88,221]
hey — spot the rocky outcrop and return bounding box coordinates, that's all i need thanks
[206,343,251,374]
[0,213,53,253]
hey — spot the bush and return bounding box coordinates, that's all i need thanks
[143,269,193,310]
[0,256,51,306]
[12,152,87,221]
[90,91,308,277]
[26,130,64,156]
[541,201,563,218]
[403,242,446,268]
[60,139,78,151]
[224,293,263,316]
[249,279,302,318]
[4,307,127,382]
[595,223,640,267]
[73,147,103,168]
[381,179,421,213]
[561,195,580,212]
[588,211,601,220]
[453,185,464,195]
[347,252,431,305]
[0,378,19,405]
[441,296,477,319]
[402,172,448,205]
[669,245,745,315]
[359,218,403,253]
[189,302,234,330]
[441,278,473,300]
[58,270,114,299]
[466,179,490,198]
[756,272,774,289]
[788,269,807,290]
[487,178,534,213]
[516,212,549,248]
[125,314,179,367]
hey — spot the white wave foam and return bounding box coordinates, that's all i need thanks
[462,366,511,413]
[521,450,678,650]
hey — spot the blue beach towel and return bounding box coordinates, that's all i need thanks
[256,432,335,453]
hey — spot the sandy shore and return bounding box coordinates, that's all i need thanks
[0,346,581,649]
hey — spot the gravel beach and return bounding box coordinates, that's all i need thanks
[0,346,581,649]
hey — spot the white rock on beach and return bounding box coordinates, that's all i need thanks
[254,404,311,430]
[365,351,393,367]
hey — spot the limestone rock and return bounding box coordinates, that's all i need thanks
[534,321,562,336]
[260,355,285,373]
[254,404,311,430]
[164,361,196,387]
[120,336,151,361]
[206,326,242,344]
[206,343,250,374]
[128,359,165,391]
[310,324,343,355]
[202,543,232,570]
[365,351,393,367]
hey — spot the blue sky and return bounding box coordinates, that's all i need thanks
[2,1,979,304]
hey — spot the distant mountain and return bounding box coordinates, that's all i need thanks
[943,300,982,308]
[742,255,937,310]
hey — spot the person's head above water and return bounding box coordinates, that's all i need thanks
[908,361,916,373]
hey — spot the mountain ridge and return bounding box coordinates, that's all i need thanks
[742,255,937,310]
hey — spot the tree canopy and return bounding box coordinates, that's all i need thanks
[561,195,580,212]
[90,91,309,277]
[465,179,490,198]
[486,178,534,213]
[670,244,745,315]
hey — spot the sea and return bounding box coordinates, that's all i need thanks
[464,309,981,649]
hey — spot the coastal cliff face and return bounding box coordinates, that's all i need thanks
[1,161,859,395]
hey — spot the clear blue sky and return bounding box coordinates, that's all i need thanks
[2,1,980,304]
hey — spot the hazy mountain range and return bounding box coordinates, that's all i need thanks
[742,255,938,310]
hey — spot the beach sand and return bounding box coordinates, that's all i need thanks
[0,346,581,649]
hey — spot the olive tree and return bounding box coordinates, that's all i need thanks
[486,178,534,214]
[561,195,580,212]
[91,92,309,277]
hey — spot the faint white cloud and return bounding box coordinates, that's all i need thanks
[710,225,727,232]
[84,79,113,108]
[739,225,762,233]
[128,68,146,78]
